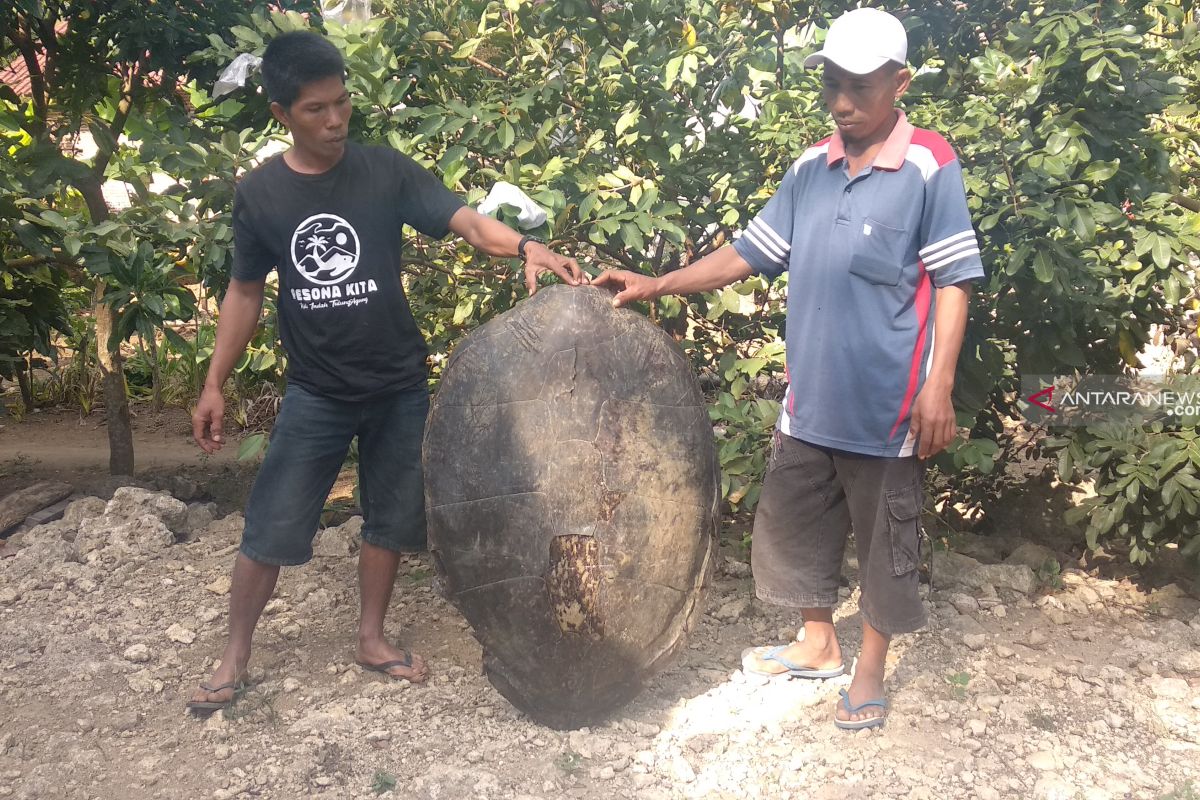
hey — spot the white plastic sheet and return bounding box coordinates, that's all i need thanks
[476,181,548,230]
[213,53,263,100]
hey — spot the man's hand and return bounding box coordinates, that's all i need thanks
[591,269,662,308]
[522,242,585,295]
[909,381,956,459]
[192,385,226,454]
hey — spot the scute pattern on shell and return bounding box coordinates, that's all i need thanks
[423,286,719,728]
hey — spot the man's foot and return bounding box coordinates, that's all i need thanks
[834,670,887,729]
[186,657,248,715]
[356,640,429,683]
[742,635,843,678]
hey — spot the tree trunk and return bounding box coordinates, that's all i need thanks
[15,357,33,409]
[79,178,135,476]
[92,282,135,475]
[146,333,162,413]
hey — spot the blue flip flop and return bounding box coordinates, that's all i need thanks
[741,645,846,679]
[834,687,888,730]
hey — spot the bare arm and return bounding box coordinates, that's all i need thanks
[447,206,583,295]
[591,244,754,307]
[192,277,266,453]
[910,282,971,459]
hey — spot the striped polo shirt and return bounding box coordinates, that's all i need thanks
[732,110,985,457]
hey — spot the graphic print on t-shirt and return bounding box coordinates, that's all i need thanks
[291,213,360,284]
[287,213,378,311]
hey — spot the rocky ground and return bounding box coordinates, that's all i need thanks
[1,485,1199,800]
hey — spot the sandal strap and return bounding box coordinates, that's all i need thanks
[761,645,808,671]
[198,680,242,693]
[838,687,888,714]
[365,652,414,671]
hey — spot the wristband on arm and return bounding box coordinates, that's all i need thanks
[517,234,543,261]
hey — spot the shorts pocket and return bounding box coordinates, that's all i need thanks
[849,218,908,286]
[885,485,921,577]
[766,430,802,473]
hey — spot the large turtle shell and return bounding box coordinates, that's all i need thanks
[423,285,718,728]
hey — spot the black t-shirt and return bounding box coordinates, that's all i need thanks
[231,143,465,400]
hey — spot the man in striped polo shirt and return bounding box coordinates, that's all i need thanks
[594,8,983,730]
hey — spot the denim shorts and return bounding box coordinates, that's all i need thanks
[750,431,928,634]
[239,382,429,566]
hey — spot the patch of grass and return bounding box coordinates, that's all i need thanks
[554,750,584,775]
[406,566,434,584]
[0,451,34,479]
[222,685,278,724]
[3,401,26,423]
[1160,781,1200,800]
[734,532,752,560]
[1026,708,1058,732]
[1034,558,1063,591]
[319,496,360,527]
[944,671,971,700]
[371,770,397,795]
[929,526,972,554]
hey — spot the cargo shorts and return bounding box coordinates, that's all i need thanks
[750,431,927,634]
[239,382,429,566]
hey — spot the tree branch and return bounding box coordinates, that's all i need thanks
[4,254,84,279]
[996,129,1023,218]
[651,233,667,275]
[6,22,48,135]
[1172,194,1200,213]
[91,60,141,180]
[596,244,639,270]
[693,227,728,259]
[775,19,786,88]
[35,7,58,90]
[587,0,624,54]
[398,257,492,280]
[433,40,510,79]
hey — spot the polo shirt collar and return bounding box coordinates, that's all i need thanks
[826,110,914,172]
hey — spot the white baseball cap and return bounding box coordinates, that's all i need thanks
[803,8,908,75]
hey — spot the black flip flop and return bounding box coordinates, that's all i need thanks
[356,650,428,683]
[185,679,246,714]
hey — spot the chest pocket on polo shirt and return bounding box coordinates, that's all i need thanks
[849,217,908,286]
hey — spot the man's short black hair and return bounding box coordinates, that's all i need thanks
[261,31,346,109]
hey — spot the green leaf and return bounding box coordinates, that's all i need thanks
[162,327,190,353]
[664,55,682,86]
[1032,250,1055,283]
[453,38,482,59]
[229,25,261,45]
[237,433,269,462]
[578,193,599,221]
[1072,207,1094,243]
[453,297,475,325]
[615,108,640,137]
[39,210,69,229]
[1085,57,1109,82]
[1082,160,1119,182]
[1151,236,1172,271]
[498,120,515,149]
[1045,131,1070,155]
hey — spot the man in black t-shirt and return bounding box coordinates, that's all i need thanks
[186,31,583,714]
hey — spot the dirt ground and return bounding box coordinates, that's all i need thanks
[1,408,1199,800]
[0,407,254,510]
